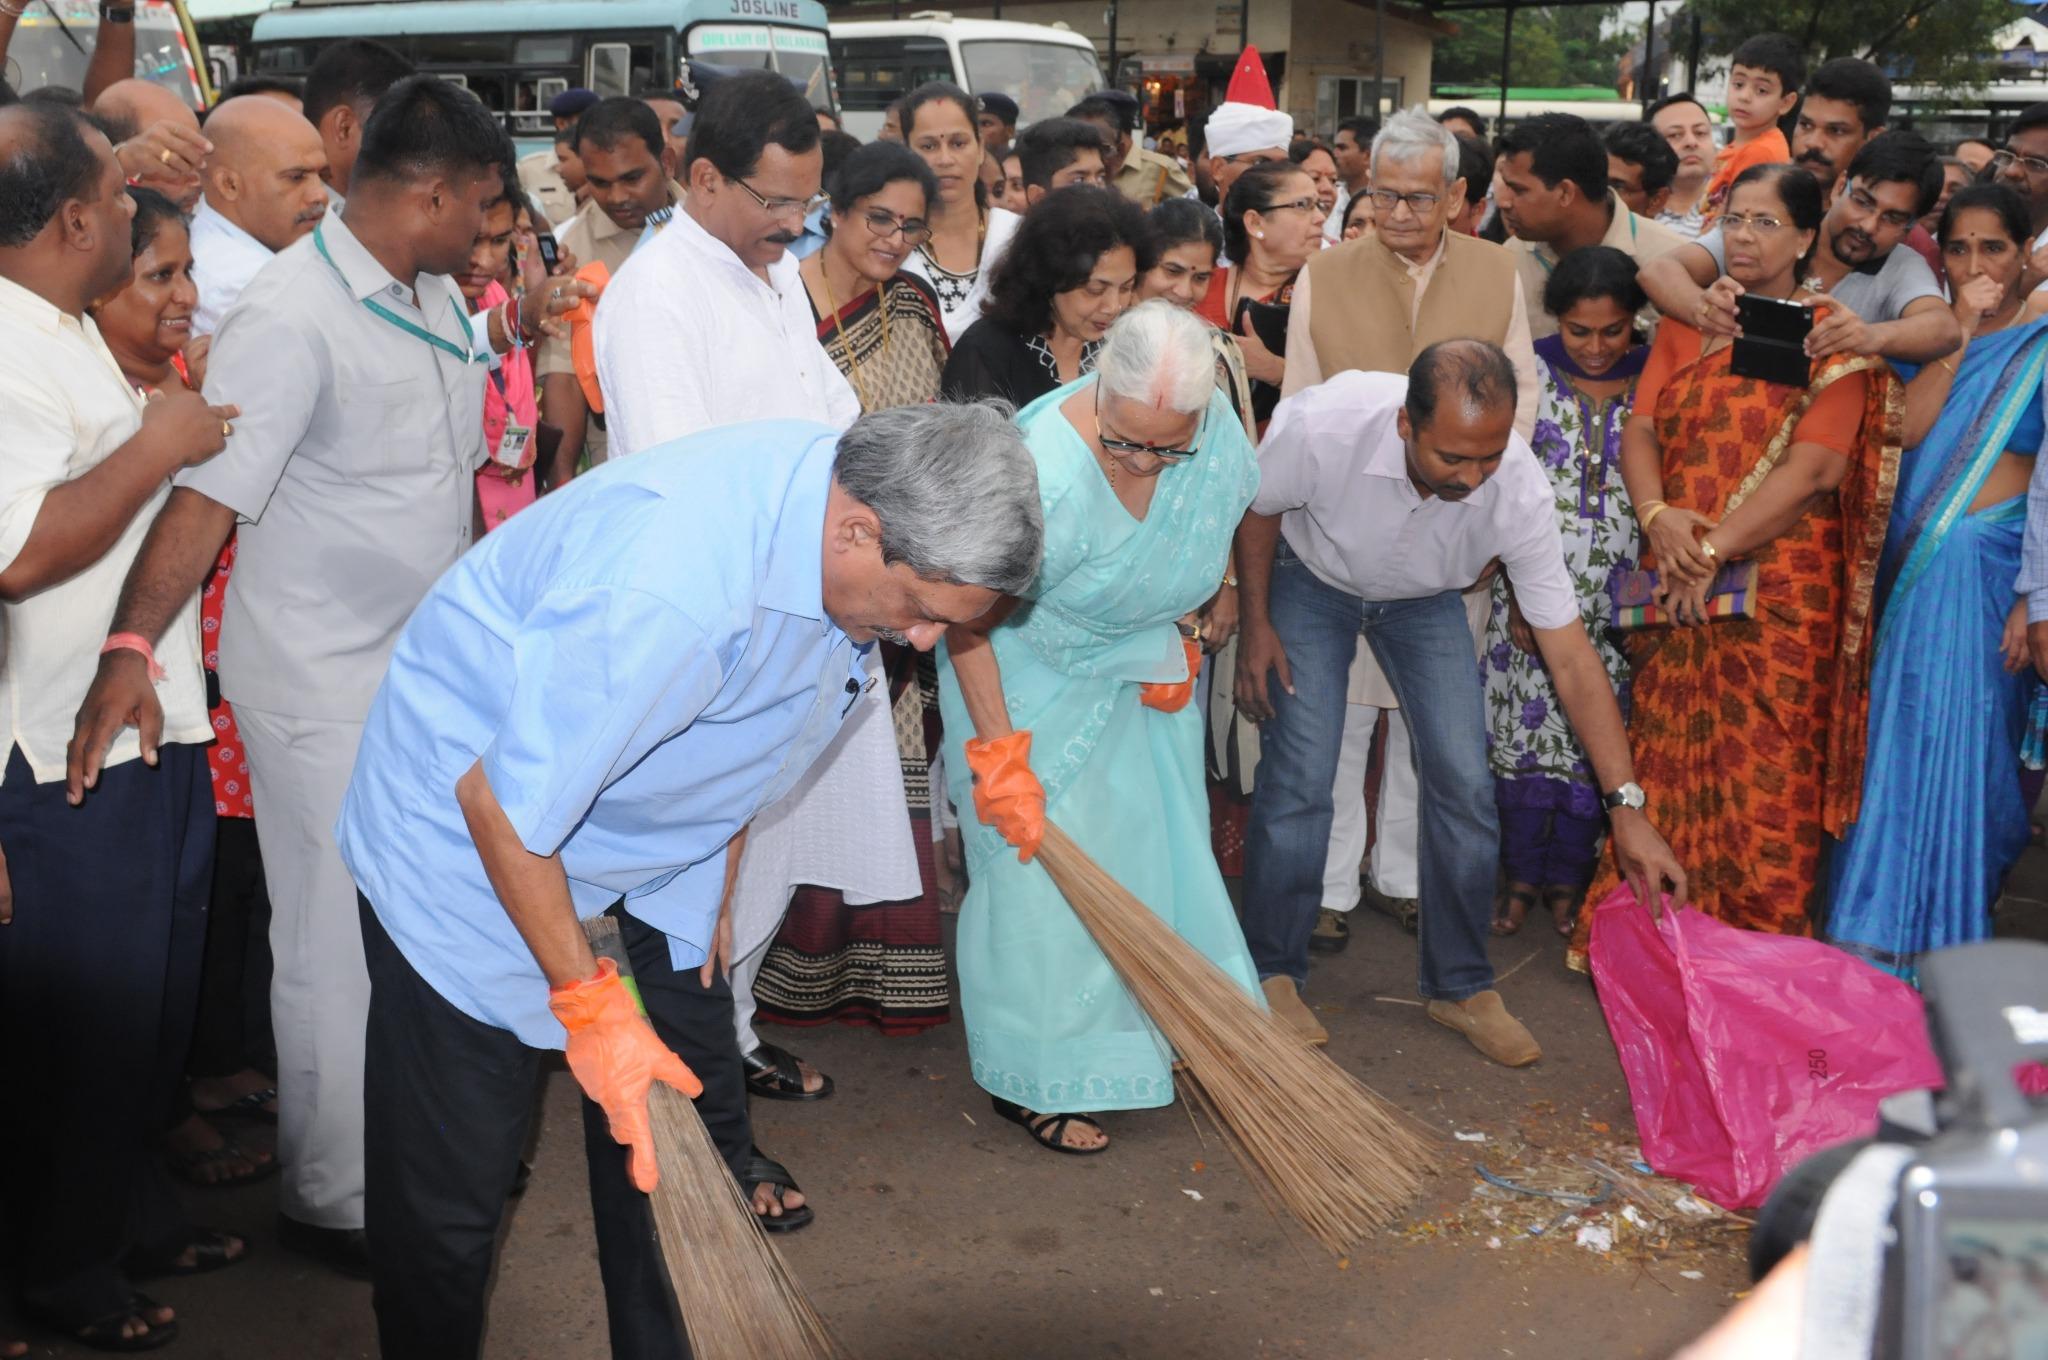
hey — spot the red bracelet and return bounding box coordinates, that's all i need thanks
[101,632,166,682]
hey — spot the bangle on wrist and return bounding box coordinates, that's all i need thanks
[101,632,166,682]
[1639,500,1670,531]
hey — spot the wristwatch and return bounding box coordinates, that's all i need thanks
[1603,781,1646,812]
[100,3,135,21]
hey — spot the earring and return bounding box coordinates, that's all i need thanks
[1255,230,1264,238]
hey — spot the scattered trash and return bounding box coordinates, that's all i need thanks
[1486,1236,1503,1250]
[1148,1287,1165,1297]
[1575,1223,1614,1253]
[1620,1205,1650,1229]
[1455,1131,1488,1143]
[962,1112,976,1126]
[1673,1196,1715,1217]
[1679,1271,1705,1281]
[1182,1189,1204,1202]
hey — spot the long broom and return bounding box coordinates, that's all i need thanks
[582,915,847,1360]
[1034,821,1441,1256]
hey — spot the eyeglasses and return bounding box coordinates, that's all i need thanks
[1259,196,1323,216]
[1096,391,1205,461]
[1993,148,2048,178]
[1845,185,1916,232]
[728,175,827,220]
[1722,212,1788,235]
[854,207,933,246]
[1366,187,1440,216]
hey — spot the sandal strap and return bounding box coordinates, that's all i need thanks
[743,1043,805,1090]
[742,1150,800,1193]
[1026,1111,1101,1149]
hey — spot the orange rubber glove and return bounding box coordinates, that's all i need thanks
[1140,637,1203,714]
[963,730,1046,863]
[549,957,703,1193]
[566,260,610,413]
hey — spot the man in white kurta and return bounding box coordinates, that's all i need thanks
[593,71,914,1143]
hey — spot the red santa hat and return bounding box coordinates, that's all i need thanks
[1206,47,1291,159]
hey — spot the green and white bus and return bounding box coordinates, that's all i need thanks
[249,0,835,145]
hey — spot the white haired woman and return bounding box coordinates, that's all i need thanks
[938,300,1264,1155]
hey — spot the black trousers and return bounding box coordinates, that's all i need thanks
[360,899,751,1360]
[186,815,275,1079]
[0,743,211,1314]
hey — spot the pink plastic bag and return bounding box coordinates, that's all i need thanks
[1587,886,1942,1210]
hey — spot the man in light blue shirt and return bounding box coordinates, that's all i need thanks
[336,403,1040,1360]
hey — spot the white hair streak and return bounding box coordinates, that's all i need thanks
[1094,299,1216,415]
[1372,105,1461,192]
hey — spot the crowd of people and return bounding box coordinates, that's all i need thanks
[0,14,2043,1357]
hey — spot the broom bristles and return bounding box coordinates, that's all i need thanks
[583,917,846,1360]
[1035,821,1441,1256]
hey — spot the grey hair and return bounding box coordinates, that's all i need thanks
[1094,299,1216,415]
[832,401,1043,595]
[1371,105,1461,193]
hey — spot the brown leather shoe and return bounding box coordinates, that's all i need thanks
[1261,976,1329,1047]
[1426,989,1541,1067]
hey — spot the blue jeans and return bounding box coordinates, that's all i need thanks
[1241,541,1498,1001]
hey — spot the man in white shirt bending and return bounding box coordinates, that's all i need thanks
[188,96,329,336]
[1235,341,1685,1067]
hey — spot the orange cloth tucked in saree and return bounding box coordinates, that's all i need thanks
[1566,321,1901,971]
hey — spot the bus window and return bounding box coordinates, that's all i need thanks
[4,2,203,109]
[771,28,832,110]
[959,40,1101,125]
[589,41,631,96]
[831,35,951,113]
[513,36,577,66]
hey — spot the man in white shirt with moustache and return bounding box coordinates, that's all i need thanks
[188,95,329,335]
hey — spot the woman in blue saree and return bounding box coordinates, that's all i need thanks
[1826,183,2048,979]
[938,301,1263,1154]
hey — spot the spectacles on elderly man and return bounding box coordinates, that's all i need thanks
[1993,147,2048,178]
[1096,390,1205,461]
[1366,187,1440,217]
[728,174,828,220]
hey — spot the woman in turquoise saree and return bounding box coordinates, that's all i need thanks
[938,302,1263,1155]
[1826,184,2048,980]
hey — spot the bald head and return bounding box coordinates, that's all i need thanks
[94,78,199,139]
[202,95,329,251]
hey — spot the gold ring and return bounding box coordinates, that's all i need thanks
[159,147,175,166]
[221,421,232,437]
[1700,540,1718,560]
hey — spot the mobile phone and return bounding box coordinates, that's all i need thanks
[534,230,560,273]
[1730,293,1813,387]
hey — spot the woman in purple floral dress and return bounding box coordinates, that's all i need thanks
[1484,247,1646,936]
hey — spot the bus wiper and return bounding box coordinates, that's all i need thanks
[38,0,90,59]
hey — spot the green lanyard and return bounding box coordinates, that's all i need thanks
[315,223,482,366]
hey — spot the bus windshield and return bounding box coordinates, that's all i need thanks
[686,23,832,108]
[959,39,1100,126]
[3,1,203,109]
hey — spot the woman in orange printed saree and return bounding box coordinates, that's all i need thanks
[1567,164,1902,972]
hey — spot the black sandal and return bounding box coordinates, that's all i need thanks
[743,1041,834,1102]
[1542,885,1585,938]
[1491,885,1538,937]
[192,1086,278,1124]
[126,1227,250,1281]
[21,1292,178,1353]
[991,1096,1108,1156]
[742,1148,814,1234]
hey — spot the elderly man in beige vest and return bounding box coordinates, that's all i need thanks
[1267,107,1537,961]
[1281,106,1538,437]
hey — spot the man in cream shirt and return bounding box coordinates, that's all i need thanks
[0,101,241,1347]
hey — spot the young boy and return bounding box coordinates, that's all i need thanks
[1697,32,1804,221]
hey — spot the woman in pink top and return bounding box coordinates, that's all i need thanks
[458,173,542,531]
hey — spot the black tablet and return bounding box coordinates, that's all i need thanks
[1730,293,1813,387]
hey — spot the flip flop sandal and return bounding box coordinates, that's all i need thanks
[194,1086,278,1124]
[22,1292,178,1353]
[165,1134,278,1190]
[1491,886,1538,937]
[743,1041,834,1101]
[1307,908,1350,955]
[991,1096,1108,1156]
[742,1148,815,1234]
[1542,885,1585,938]
[127,1228,250,1281]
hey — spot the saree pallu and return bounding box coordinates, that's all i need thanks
[751,273,956,1035]
[1567,330,1901,973]
[1823,319,2048,980]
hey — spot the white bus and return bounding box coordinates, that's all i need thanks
[829,12,1101,141]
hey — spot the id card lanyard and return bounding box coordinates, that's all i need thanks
[314,222,484,365]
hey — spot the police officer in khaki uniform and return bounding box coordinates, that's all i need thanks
[1069,91,1193,206]
[517,87,599,228]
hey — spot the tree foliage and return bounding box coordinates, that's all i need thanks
[1435,5,1632,89]
[1686,0,2012,89]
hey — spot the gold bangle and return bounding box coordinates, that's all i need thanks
[1937,356,1959,376]
[1639,501,1670,531]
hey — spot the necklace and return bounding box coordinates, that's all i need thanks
[819,258,886,413]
